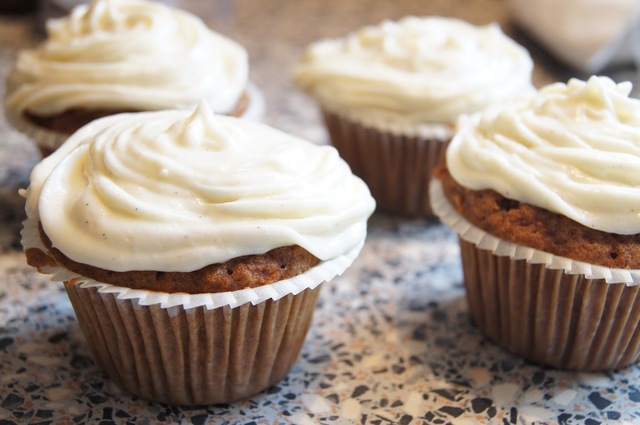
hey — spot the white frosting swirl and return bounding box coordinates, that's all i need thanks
[293,16,534,126]
[447,76,640,235]
[24,102,375,271]
[5,0,247,116]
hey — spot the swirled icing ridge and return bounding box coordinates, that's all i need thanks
[6,0,247,115]
[447,76,640,235]
[293,16,533,126]
[25,102,376,271]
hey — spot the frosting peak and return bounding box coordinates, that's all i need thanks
[57,0,146,37]
[25,103,375,272]
[447,76,640,235]
[167,101,235,149]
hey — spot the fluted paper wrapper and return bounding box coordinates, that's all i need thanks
[64,279,321,405]
[6,82,265,158]
[430,179,640,371]
[322,109,451,217]
[22,218,362,404]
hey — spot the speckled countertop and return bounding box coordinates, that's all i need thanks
[2,1,640,424]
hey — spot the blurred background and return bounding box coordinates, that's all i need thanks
[3,0,640,140]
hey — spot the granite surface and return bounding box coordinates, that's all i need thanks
[2,1,640,424]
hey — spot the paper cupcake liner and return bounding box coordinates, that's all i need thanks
[6,81,265,158]
[53,242,360,311]
[22,217,363,403]
[430,178,640,370]
[64,278,322,405]
[323,109,450,217]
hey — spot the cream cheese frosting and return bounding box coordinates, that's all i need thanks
[5,0,248,116]
[446,75,640,235]
[23,102,376,272]
[293,16,534,128]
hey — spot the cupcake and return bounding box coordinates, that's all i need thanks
[5,0,262,157]
[293,16,534,217]
[21,101,375,405]
[431,76,640,371]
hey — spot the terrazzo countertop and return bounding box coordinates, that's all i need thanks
[2,1,640,424]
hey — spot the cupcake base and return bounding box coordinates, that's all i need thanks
[460,239,640,371]
[22,217,364,405]
[430,178,640,371]
[65,279,321,405]
[323,110,449,217]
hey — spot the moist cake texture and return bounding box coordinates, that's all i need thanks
[434,165,640,269]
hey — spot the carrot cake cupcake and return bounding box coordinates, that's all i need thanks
[21,101,375,404]
[5,0,261,157]
[431,76,640,371]
[293,16,533,216]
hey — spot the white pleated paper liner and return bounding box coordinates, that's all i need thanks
[21,216,364,310]
[5,81,266,155]
[429,178,640,285]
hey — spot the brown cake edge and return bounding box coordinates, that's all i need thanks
[26,222,321,294]
[433,164,640,269]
